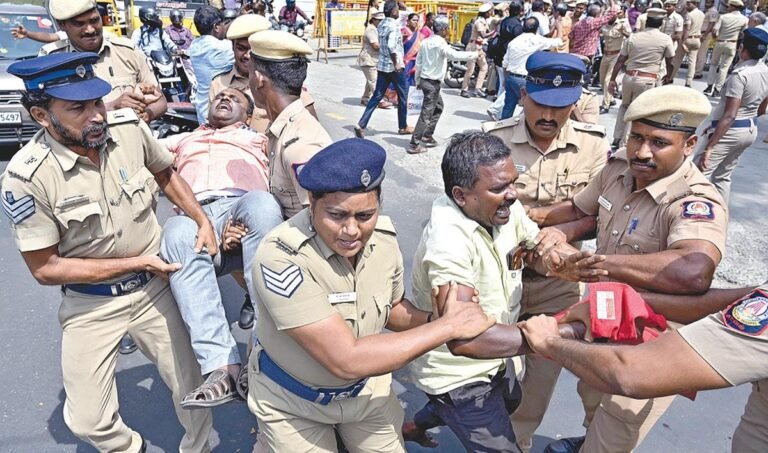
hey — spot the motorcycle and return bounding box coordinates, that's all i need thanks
[148,50,192,103]
[444,43,468,88]
[151,102,199,139]
[282,21,311,41]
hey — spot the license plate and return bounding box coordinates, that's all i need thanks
[0,111,22,124]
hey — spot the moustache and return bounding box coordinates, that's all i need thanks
[630,158,657,168]
[535,119,558,128]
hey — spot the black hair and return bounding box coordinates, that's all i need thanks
[20,90,52,115]
[243,92,255,116]
[510,0,524,15]
[407,12,419,21]
[250,55,307,96]
[587,4,601,16]
[523,16,540,33]
[426,12,435,21]
[646,16,663,28]
[383,0,399,18]
[441,131,511,199]
[194,5,222,35]
[532,0,546,11]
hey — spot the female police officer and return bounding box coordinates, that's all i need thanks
[246,138,497,452]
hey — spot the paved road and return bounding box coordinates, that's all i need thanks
[1,49,766,452]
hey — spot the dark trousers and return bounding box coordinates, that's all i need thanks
[502,74,527,119]
[357,69,408,130]
[411,78,443,144]
[413,368,523,453]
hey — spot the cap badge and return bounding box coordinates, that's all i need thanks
[552,75,562,87]
[669,113,683,126]
[75,65,87,78]
[360,169,371,187]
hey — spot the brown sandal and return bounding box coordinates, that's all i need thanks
[180,369,239,409]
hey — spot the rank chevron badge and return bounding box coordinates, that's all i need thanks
[261,264,303,298]
[2,191,35,225]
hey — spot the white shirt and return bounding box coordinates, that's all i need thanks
[530,11,551,36]
[415,34,477,82]
[502,33,563,74]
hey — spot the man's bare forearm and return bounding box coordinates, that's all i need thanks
[528,201,585,226]
[449,322,585,359]
[601,248,717,294]
[386,298,430,332]
[641,286,757,323]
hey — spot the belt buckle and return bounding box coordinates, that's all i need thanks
[331,390,354,402]
[119,275,143,294]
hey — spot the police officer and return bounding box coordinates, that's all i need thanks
[248,30,330,219]
[210,15,317,133]
[521,283,768,452]
[697,27,768,203]
[671,0,705,86]
[607,6,675,148]
[246,138,496,452]
[694,0,720,79]
[598,5,631,114]
[1,53,213,452]
[42,0,167,123]
[527,85,729,453]
[704,0,749,97]
[483,52,611,453]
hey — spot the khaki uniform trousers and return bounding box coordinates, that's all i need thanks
[463,44,488,91]
[60,276,212,453]
[672,37,702,86]
[695,35,713,76]
[248,355,405,453]
[700,124,757,204]
[599,53,620,109]
[613,73,657,144]
[707,41,738,90]
[360,65,377,104]
[732,380,768,452]
[511,276,581,453]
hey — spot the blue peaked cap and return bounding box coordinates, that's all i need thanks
[298,138,386,193]
[525,51,586,108]
[7,52,111,101]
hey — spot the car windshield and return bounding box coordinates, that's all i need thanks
[0,13,56,60]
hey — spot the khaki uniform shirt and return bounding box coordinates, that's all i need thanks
[703,6,720,35]
[679,282,768,386]
[40,36,158,104]
[358,23,380,67]
[573,88,600,124]
[601,18,631,52]
[268,99,332,219]
[635,12,647,31]
[685,8,706,37]
[208,69,316,134]
[409,195,540,394]
[253,210,404,388]
[712,59,768,120]
[716,11,748,41]
[661,11,685,38]
[573,149,728,257]
[621,28,676,73]
[483,116,609,314]
[0,109,172,261]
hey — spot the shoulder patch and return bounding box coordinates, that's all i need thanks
[107,108,140,126]
[39,39,69,55]
[107,36,137,49]
[2,191,35,225]
[722,289,768,336]
[374,215,397,235]
[6,137,51,182]
[284,137,300,147]
[261,263,303,298]
[681,200,714,220]
[571,120,606,137]
[481,116,521,133]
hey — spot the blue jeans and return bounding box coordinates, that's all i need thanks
[357,69,409,130]
[502,74,527,119]
[159,191,283,374]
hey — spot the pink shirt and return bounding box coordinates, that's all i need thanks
[161,122,270,197]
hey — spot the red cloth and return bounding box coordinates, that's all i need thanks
[568,11,618,57]
[587,282,667,344]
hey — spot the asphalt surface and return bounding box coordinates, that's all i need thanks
[1,49,767,452]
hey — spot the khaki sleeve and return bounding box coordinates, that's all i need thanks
[139,121,175,173]
[620,37,630,57]
[573,167,604,216]
[282,136,328,207]
[422,223,477,290]
[254,255,335,330]
[723,71,746,100]
[514,200,541,245]
[365,27,379,45]
[665,196,728,256]
[1,174,60,252]
[679,299,768,386]
[392,247,405,303]
[664,36,676,58]
[675,16,684,32]
[133,47,159,86]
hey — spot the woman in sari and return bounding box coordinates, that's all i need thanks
[385,12,432,103]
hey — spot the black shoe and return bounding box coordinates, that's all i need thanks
[693,74,703,80]
[703,84,713,95]
[711,88,720,97]
[543,436,585,453]
[460,90,470,98]
[119,334,137,355]
[599,106,609,114]
[609,99,616,106]
[239,294,255,330]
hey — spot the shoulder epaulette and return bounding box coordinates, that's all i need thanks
[107,108,140,125]
[6,133,51,182]
[374,215,397,235]
[107,36,137,49]
[571,120,606,137]
[39,39,69,56]
[481,116,521,133]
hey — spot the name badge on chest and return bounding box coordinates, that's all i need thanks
[598,195,613,211]
[328,292,357,304]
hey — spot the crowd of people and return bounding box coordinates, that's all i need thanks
[3,0,768,452]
